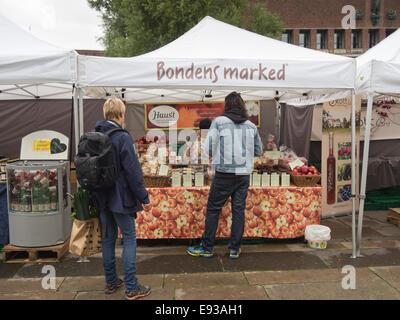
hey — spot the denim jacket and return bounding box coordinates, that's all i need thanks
[203,116,263,175]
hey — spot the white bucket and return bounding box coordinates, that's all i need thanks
[305,225,331,249]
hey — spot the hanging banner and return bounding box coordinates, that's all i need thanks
[359,98,400,141]
[145,101,260,130]
[321,96,361,216]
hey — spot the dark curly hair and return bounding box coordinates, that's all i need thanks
[224,92,248,118]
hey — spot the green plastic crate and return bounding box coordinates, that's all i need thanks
[365,186,400,211]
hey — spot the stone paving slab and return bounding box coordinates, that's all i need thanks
[341,240,400,250]
[264,278,400,300]
[0,277,64,293]
[320,219,353,240]
[175,285,268,300]
[364,210,391,223]
[373,225,400,237]
[164,272,247,288]
[75,290,125,300]
[315,248,400,269]
[0,262,21,279]
[338,215,387,228]
[75,288,171,300]
[11,257,124,278]
[0,291,76,300]
[221,251,328,272]
[370,266,400,291]
[287,242,347,251]
[58,274,164,292]
[244,268,377,285]
[137,254,223,274]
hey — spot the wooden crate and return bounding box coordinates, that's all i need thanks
[1,238,70,264]
[387,208,400,228]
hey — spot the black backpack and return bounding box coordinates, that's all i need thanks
[74,128,126,191]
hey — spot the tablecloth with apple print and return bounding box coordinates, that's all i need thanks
[133,186,322,239]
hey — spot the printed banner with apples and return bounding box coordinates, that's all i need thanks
[131,186,322,239]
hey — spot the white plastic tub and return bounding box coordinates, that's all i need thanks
[305,225,331,249]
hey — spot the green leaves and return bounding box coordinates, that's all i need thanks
[88,0,283,57]
[68,187,99,221]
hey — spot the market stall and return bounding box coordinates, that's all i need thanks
[355,29,400,257]
[76,16,356,240]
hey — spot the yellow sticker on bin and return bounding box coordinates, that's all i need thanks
[33,140,51,151]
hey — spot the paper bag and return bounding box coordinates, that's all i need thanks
[69,218,103,257]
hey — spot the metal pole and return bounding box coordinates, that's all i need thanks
[357,91,374,257]
[276,99,281,146]
[73,86,80,155]
[350,91,357,259]
[78,87,84,137]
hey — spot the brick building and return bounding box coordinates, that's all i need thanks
[263,0,400,57]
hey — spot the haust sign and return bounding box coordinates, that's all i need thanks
[148,105,179,127]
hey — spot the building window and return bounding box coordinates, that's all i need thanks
[334,30,345,49]
[351,30,362,49]
[386,29,397,37]
[316,30,328,49]
[282,30,293,44]
[368,29,379,48]
[299,30,310,48]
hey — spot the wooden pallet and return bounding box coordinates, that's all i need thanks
[1,238,70,264]
[387,208,400,228]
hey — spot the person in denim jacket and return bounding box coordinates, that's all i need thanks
[187,92,262,259]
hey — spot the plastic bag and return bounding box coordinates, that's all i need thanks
[305,225,331,242]
[266,134,277,151]
[279,145,308,171]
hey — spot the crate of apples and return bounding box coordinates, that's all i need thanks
[292,165,319,176]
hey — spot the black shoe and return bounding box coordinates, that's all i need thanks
[125,285,151,300]
[105,278,124,294]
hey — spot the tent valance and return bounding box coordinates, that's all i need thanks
[77,16,355,104]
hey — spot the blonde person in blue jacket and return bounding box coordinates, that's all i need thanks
[187,92,262,259]
[92,98,151,300]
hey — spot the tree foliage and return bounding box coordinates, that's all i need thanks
[88,0,284,57]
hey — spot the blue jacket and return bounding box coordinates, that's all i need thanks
[203,116,263,174]
[91,120,149,216]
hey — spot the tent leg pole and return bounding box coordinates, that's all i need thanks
[73,86,80,156]
[350,91,357,259]
[78,87,84,136]
[357,92,374,257]
[276,100,281,146]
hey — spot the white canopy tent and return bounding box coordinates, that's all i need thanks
[78,16,355,104]
[77,16,359,257]
[356,29,400,257]
[0,13,80,152]
[0,13,77,97]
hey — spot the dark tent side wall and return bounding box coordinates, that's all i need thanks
[0,99,105,159]
[0,99,277,159]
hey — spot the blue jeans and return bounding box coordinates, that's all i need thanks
[99,208,139,292]
[201,174,250,252]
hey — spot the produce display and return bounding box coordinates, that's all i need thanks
[136,134,210,187]
[7,167,63,213]
[291,165,320,176]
